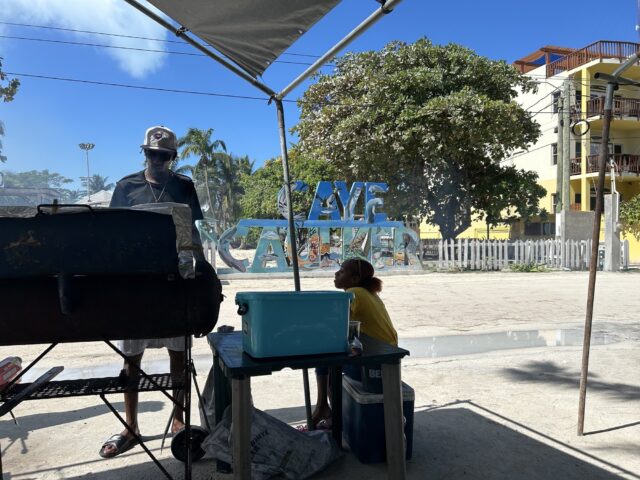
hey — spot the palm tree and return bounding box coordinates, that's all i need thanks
[213,152,253,229]
[177,128,226,220]
[88,174,115,194]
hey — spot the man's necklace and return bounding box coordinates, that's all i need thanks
[145,172,170,203]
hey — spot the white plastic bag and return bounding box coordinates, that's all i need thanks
[202,406,341,480]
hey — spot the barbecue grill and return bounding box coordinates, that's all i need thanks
[0,205,222,480]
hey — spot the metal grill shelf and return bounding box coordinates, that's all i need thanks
[1,373,183,401]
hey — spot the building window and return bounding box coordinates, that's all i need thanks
[551,193,558,213]
[575,141,582,159]
[552,91,561,113]
[542,222,556,236]
[552,143,558,165]
[524,222,556,236]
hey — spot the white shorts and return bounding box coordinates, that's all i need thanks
[117,336,191,357]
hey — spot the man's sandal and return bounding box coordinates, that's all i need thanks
[99,433,139,458]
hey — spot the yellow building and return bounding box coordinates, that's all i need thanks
[421,41,640,262]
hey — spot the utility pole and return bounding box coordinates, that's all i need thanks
[562,79,571,212]
[556,93,564,212]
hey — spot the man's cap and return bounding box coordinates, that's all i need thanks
[141,126,177,153]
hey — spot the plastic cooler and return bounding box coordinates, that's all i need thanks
[342,375,414,464]
[235,291,352,358]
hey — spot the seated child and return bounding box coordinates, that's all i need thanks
[311,259,398,429]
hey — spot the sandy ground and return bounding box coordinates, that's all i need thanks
[1,270,639,479]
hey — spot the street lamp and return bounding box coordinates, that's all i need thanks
[79,143,95,201]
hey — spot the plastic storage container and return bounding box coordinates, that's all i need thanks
[236,291,352,358]
[342,375,414,464]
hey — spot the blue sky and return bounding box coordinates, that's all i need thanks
[0,0,638,191]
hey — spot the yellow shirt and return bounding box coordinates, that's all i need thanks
[347,287,398,346]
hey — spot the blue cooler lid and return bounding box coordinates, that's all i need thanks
[235,290,353,303]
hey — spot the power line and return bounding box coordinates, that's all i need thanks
[4,71,381,107]
[5,71,275,102]
[0,20,324,59]
[0,34,331,67]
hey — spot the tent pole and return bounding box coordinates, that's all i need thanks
[577,52,640,436]
[274,99,301,291]
[275,98,313,429]
[123,0,276,97]
[277,0,403,100]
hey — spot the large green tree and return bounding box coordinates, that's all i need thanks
[240,150,339,220]
[0,57,20,163]
[294,39,543,239]
[473,165,547,238]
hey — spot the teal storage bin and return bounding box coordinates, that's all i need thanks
[236,291,352,358]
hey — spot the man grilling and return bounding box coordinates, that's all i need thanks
[99,126,206,458]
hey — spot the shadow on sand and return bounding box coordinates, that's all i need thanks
[502,360,640,403]
[6,400,636,480]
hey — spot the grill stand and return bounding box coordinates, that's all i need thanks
[0,337,198,480]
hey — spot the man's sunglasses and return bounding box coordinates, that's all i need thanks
[145,150,174,162]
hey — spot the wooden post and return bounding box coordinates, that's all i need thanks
[232,377,252,479]
[381,362,406,479]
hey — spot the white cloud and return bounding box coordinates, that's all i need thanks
[3,0,170,78]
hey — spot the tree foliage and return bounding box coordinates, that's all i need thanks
[240,150,339,220]
[177,127,227,223]
[294,38,544,239]
[473,165,547,231]
[2,169,73,189]
[0,57,20,163]
[87,174,115,194]
[0,169,80,203]
[176,128,254,230]
[620,194,640,241]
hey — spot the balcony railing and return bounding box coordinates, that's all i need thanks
[546,40,640,77]
[570,154,640,175]
[584,96,640,119]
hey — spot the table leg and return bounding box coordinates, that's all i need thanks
[232,376,251,480]
[329,366,342,446]
[381,362,406,479]
[213,354,232,473]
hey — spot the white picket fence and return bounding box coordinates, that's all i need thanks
[436,239,629,271]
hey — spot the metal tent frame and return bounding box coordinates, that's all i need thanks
[124,0,402,456]
[577,51,640,436]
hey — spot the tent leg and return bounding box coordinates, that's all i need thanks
[274,99,313,428]
[274,98,301,290]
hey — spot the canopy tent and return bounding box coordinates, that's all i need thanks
[122,1,405,478]
[124,0,403,292]
[145,0,341,78]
